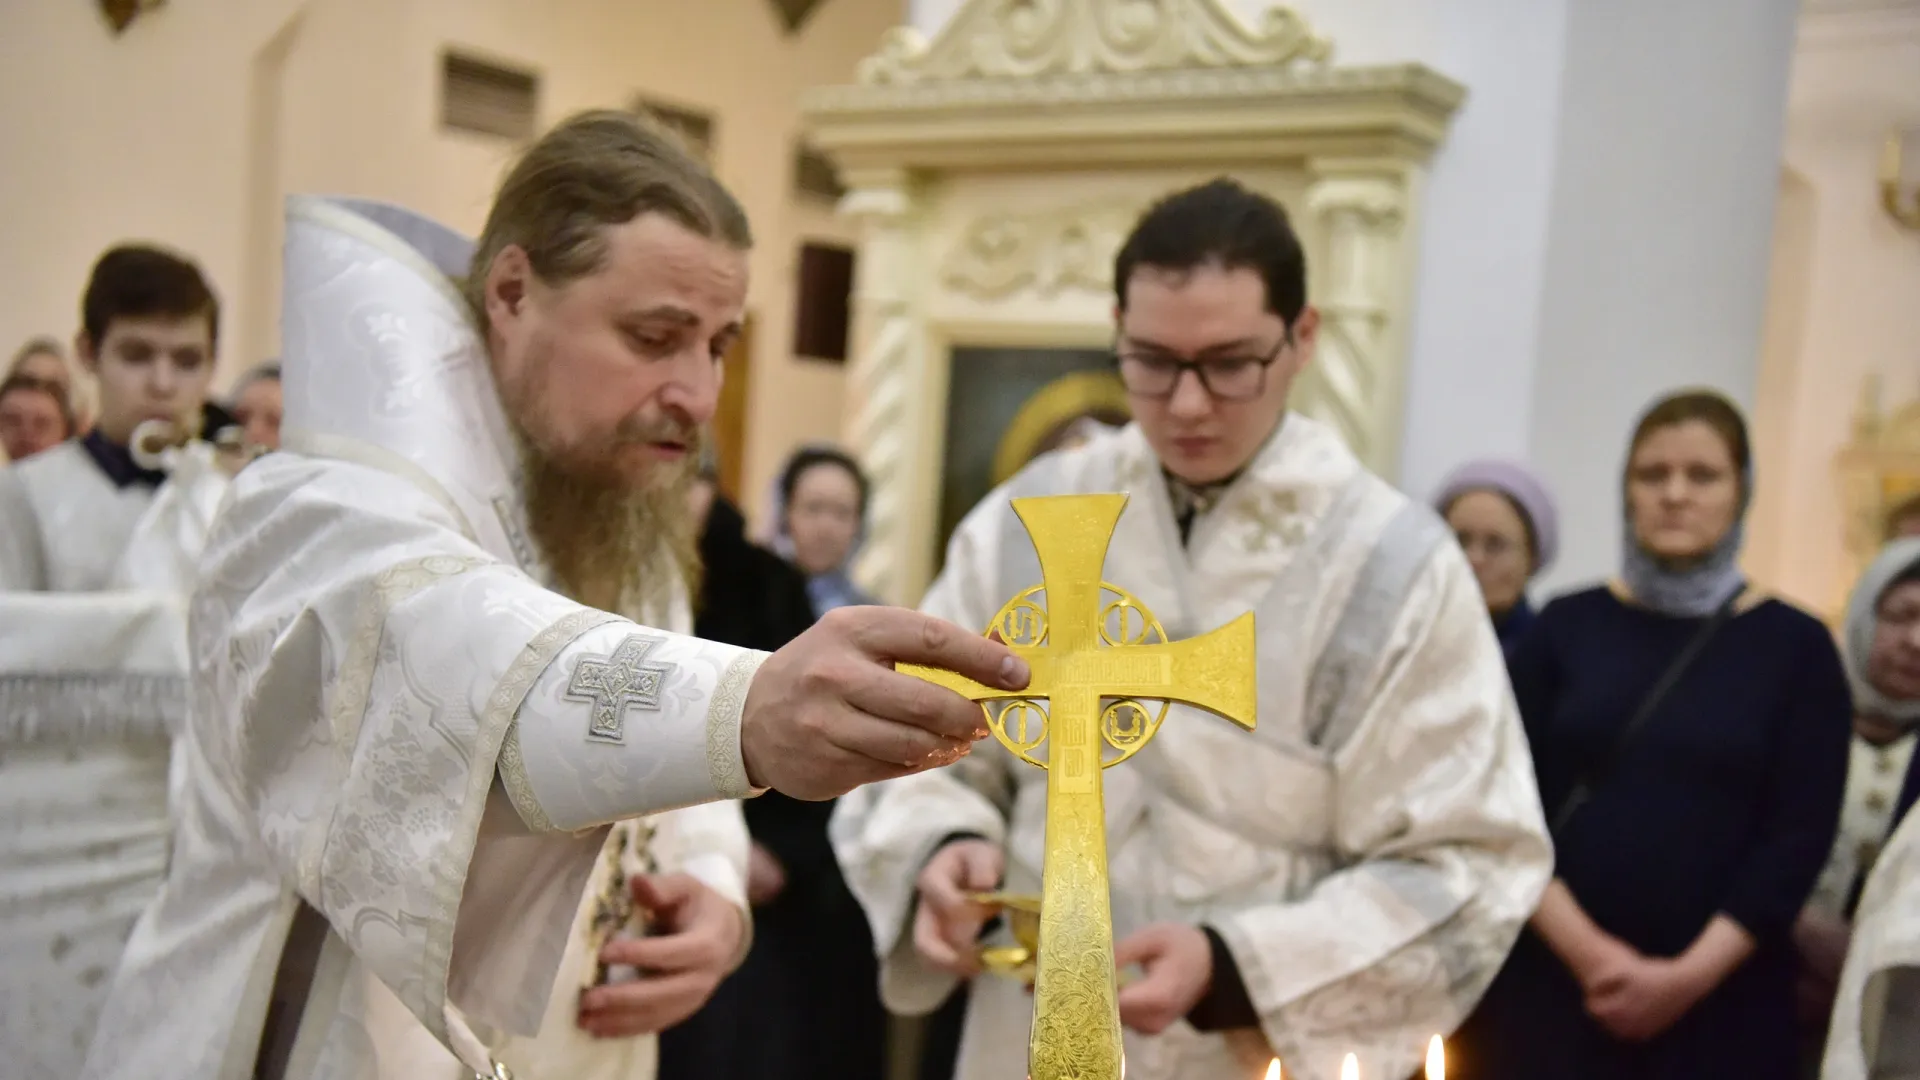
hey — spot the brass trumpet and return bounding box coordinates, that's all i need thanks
[130,410,266,478]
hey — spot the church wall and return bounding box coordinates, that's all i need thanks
[0,0,892,518]
[1751,6,1920,618]
[1522,0,1802,597]
[1233,0,1804,597]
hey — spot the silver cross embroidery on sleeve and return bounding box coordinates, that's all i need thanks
[566,633,675,744]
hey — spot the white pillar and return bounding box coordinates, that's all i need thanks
[1302,167,1412,476]
[1524,0,1801,594]
[839,169,925,606]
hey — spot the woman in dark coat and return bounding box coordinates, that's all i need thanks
[1459,390,1852,1080]
[657,472,888,1080]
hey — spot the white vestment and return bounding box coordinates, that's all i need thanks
[0,440,159,592]
[0,437,230,1079]
[832,418,1553,1080]
[81,196,758,1080]
[0,592,189,1080]
[1823,805,1920,1080]
[1809,733,1917,917]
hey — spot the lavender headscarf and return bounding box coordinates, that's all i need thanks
[1844,538,1920,728]
[1433,459,1560,575]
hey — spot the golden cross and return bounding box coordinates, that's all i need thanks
[902,493,1256,1080]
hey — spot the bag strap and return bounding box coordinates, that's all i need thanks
[1549,590,1743,835]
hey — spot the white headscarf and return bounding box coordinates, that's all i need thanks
[1845,537,1920,727]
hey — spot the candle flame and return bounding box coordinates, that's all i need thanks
[1426,1036,1444,1080]
[1340,1053,1358,1080]
[1264,1060,1281,1080]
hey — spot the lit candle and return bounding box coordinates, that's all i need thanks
[1426,1035,1445,1080]
[1264,1060,1281,1080]
[1340,1053,1359,1080]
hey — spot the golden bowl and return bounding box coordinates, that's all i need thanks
[967,891,1043,982]
[963,891,1141,988]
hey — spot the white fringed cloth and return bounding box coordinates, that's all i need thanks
[0,591,188,1080]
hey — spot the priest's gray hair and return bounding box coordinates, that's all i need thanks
[463,108,753,331]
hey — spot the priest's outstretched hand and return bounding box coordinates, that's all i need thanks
[577,873,742,1038]
[740,607,1030,800]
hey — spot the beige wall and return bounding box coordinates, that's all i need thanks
[0,0,889,515]
[1750,11,1920,619]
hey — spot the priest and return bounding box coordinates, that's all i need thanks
[831,179,1554,1080]
[81,110,1027,1080]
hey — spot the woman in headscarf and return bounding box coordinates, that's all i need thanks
[1434,459,1559,651]
[657,447,887,1080]
[1796,537,1920,1067]
[1458,388,1852,1080]
[768,444,876,616]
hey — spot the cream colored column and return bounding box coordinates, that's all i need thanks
[1302,167,1412,478]
[838,168,924,606]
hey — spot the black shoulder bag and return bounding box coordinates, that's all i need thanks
[1549,592,1742,836]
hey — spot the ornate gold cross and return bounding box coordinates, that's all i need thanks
[902,493,1256,1080]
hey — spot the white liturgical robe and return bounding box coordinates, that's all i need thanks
[831,417,1554,1080]
[0,440,157,592]
[0,592,189,1080]
[81,197,758,1080]
[1822,805,1920,1080]
[0,434,231,1080]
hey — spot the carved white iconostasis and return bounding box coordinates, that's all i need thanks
[801,0,1465,604]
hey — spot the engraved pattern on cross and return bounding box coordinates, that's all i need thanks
[897,493,1257,1080]
[567,633,675,744]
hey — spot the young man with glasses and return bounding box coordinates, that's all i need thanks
[834,179,1553,1080]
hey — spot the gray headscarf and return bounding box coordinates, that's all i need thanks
[1844,537,1920,727]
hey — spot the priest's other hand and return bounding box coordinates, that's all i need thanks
[1115,924,1214,1035]
[1581,952,1710,1043]
[913,838,1004,977]
[741,606,1030,800]
[576,873,744,1039]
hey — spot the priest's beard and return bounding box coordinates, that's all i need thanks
[501,374,700,619]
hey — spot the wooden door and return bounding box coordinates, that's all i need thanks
[712,314,754,503]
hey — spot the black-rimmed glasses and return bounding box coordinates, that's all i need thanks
[1112,334,1289,403]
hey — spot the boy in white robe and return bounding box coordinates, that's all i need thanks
[0,244,230,593]
[0,246,234,1080]
[80,111,1029,1080]
[832,179,1554,1080]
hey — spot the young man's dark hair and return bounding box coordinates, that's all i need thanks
[81,244,221,352]
[1111,177,1307,326]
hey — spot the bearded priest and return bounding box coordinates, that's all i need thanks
[80,111,1029,1080]
[830,180,1554,1080]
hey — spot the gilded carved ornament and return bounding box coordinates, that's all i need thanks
[1837,374,1920,611]
[858,0,1332,86]
[940,204,1141,300]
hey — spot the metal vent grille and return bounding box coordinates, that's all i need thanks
[441,51,538,140]
[635,97,716,163]
[794,143,845,202]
